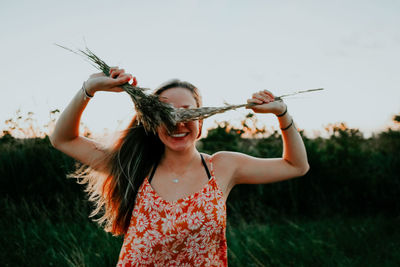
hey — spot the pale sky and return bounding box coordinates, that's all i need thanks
[1,0,399,138]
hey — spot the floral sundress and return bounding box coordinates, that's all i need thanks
[117,155,228,266]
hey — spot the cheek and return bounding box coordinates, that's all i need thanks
[188,121,199,131]
[157,126,168,138]
[190,121,202,138]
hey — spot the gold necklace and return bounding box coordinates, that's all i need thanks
[165,154,200,183]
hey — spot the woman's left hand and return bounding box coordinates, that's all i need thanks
[246,89,287,115]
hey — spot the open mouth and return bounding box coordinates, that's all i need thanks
[170,132,189,138]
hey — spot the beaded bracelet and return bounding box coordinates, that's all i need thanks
[82,81,93,100]
[281,118,294,131]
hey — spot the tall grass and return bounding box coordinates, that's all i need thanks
[226,214,400,266]
[1,196,399,266]
[1,115,399,266]
[0,196,122,267]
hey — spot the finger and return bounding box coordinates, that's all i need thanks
[125,74,134,84]
[131,77,138,86]
[110,75,130,87]
[120,73,132,81]
[110,69,122,78]
[263,90,275,100]
[247,98,262,105]
[110,68,125,79]
[259,91,273,102]
[109,66,120,77]
[109,66,118,73]
[253,92,269,103]
[246,99,263,109]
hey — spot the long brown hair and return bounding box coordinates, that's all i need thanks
[71,79,202,236]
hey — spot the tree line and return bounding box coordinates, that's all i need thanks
[1,112,399,225]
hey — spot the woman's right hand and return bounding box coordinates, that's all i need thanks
[84,67,137,95]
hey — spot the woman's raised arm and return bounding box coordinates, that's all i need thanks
[215,89,309,186]
[49,68,135,170]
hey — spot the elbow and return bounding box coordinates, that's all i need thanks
[49,134,59,149]
[285,159,310,177]
[298,163,310,176]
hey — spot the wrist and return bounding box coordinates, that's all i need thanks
[84,80,97,96]
[82,81,94,100]
[275,103,287,117]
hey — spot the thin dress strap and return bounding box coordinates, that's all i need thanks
[200,153,211,180]
[148,159,159,184]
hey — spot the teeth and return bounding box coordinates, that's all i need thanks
[171,133,188,138]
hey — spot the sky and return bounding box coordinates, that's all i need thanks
[1,0,399,138]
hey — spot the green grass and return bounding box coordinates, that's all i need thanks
[0,197,122,267]
[1,197,399,267]
[226,215,400,266]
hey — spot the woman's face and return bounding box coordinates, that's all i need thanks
[157,87,202,152]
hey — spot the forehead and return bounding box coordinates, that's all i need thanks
[158,87,197,108]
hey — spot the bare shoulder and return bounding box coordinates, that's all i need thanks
[203,151,239,175]
[200,151,242,201]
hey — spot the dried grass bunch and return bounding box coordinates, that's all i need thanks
[56,45,323,134]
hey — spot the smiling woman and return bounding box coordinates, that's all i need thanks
[157,85,203,151]
[49,67,309,266]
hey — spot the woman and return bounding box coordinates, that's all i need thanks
[50,67,309,266]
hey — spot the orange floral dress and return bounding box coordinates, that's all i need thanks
[117,155,228,266]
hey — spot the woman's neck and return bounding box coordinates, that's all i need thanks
[161,147,200,170]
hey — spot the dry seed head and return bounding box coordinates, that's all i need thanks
[57,44,323,133]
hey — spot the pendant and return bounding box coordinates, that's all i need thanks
[172,179,179,183]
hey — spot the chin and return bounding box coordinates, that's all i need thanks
[166,144,191,152]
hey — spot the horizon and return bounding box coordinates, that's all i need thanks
[1,104,398,140]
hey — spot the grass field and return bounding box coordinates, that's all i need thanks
[1,196,399,267]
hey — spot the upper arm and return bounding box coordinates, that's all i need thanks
[51,136,109,172]
[216,151,309,186]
